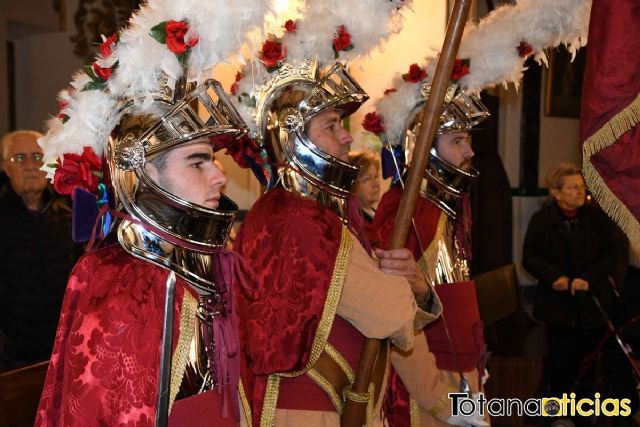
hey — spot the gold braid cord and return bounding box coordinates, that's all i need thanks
[582,91,640,247]
[239,379,253,426]
[410,397,421,427]
[168,290,198,412]
[259,226,354,427]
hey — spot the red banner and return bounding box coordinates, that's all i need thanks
[580,0,640,246]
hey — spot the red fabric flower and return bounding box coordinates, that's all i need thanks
[165,20,198,54]
[57,100,69,122]
[402,63,427,83]
[384,88,397,95]
[54,147,103,196]
[362,112,385,134]
[225,135,263,169]
[517,41,533,58]
[451,58,470,81]
[284,20,297,34]
[230,71,243,95]
[92,63,113,81]
[259,39,286,70]
[100,33,118,57]
[57,100,68,115]
[333,25,353,54]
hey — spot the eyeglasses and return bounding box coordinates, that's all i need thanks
[8,153,44,164]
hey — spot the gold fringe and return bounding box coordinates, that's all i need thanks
[168,290,198,413]
[582,91,640,246]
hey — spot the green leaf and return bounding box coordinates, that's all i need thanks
[81,81,106,92]
[83,64,98,82]
[177,51,189,66]
[149,21,168,44]
[46,163,58,169]
[91,171,104,178]
[62,114,70,123]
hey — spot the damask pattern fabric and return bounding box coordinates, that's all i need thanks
[36,245,185,426]
[235,187,345,426]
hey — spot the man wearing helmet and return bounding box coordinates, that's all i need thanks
[231,55,448,427]
[36,79,253,426]
[372,82,491,427]
[33,3,264,420]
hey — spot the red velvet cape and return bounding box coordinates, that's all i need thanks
[235,187,346,426]
[35,245,237,427]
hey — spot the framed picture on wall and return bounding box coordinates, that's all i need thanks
[544,45,587,118]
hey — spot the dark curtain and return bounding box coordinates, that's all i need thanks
[470,93,513,274]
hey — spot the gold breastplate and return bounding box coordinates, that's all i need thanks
[177,297,215,397]
[418,213,470,286]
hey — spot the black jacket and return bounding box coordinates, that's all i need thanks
[522,201,619,329]
[0,184,81,368]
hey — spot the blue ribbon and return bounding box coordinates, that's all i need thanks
[97,183,112,239]
[381,145,406,182]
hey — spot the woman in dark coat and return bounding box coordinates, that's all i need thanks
[522,163,620,420]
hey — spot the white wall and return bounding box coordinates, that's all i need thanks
[349,0,448,151]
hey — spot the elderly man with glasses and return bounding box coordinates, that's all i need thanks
[0,130,81,371]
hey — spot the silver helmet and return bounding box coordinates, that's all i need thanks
[249,57,369,221]
[385,81,489,219]
[109,78,248,294]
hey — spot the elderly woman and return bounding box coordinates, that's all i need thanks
[522,162,621,423]
[348,150,381,223]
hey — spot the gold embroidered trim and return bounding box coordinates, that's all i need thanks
[410,397,421,427]
[325,343,355,383]
[373,341,391,416]
[307,368,344,412]
[582,91,640,247]
[417,212,447,274]
[366,382,376,426]
[260,374,281,427]
[168,290,198,413]
[259,226,353,426]
[239,378,252,426]
[428,386,457,418]
[344,386,371,403]
[280,225,353,378]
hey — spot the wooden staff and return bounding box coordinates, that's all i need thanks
[341,1,473,425]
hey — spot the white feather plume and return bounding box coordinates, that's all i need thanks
[40,0,269,177]
[231,0,412,137]
[285,0,409,65]
[374,0,592,146]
